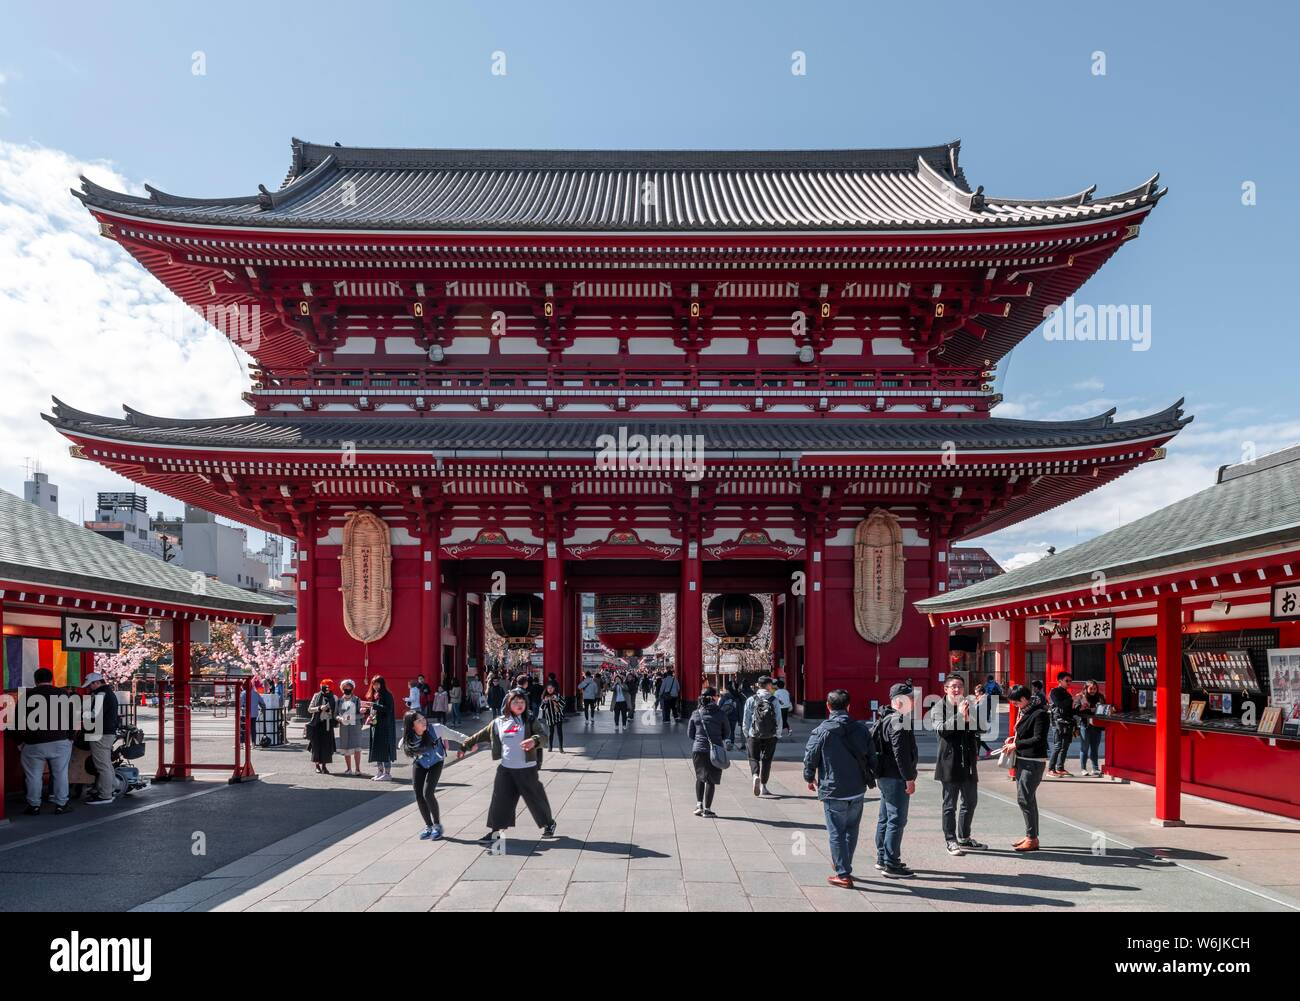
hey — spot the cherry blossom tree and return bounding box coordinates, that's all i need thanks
[211,628,302,689]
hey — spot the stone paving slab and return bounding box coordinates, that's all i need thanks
[87,702,1300,913]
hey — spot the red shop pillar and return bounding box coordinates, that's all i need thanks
[0,601,6,823]
[543,538,564,688]
[1007,615,1025,740]
[1153,593,1185,826]
[171,619,191,780]
[294,514,316,704]
[420,512,442,688]
[927,520,949,694]
[803,517,826,715]
[679,537,703,704]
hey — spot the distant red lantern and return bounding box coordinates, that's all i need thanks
[707,593,764,648]
[594,594,661,657]
[490,593,544,649]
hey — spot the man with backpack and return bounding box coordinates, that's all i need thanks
[803,688,877,888]
[658,669,681,723]
[872,683,918,878]
[578,671,600,723]
[743,675,784,796]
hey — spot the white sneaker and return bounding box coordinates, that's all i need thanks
[693,804,704,816]
[761,784,773,797]
[752,776,761,797]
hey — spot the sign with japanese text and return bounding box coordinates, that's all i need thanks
[1069,616,1114,644]
[1271,583,1300,622]
[61,614,120,653]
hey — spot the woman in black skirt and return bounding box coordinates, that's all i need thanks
[687,687,733,818]
[539,682,566,753]
[365,675,397,781]
[306,680,337,774]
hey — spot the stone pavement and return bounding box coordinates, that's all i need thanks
[106,700,1298,913]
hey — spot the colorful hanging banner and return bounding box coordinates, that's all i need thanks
[3,637,83,689]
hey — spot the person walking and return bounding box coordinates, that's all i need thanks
[335,679,364,775]
[803,688,876,888]
[82,672,120,805]
[402,710,470,841]
[18,668,74,815]
[743,675,784,796]
[774,678,794,737]
[430,684,449,724]
[658,669,682,723]
[640,672,653,707]
[540,682,567,753]
[307,679,337,774]
[1076,679,1104,775]
[873,683,918,878]
[996,684,1050,851]
[578,670,600,723]
[718,684,742,750]
[928,675,986,856]
[448,679,463,726]
[1047,672,1076,776]
[687,686,732,818]
[458,689,558,844]
[365,675,397,781]
[611,672,633,731]
[468,674,484,719]
[486,674,507,717]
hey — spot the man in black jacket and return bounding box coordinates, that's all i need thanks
[83,672,120,805]
[803,689,877,888]
[1047,672,1076,776]
[873,683,918,878]
[18,668,75,815]
[929,676,987,856]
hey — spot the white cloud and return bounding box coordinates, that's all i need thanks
[0,140,254,532]
[1002,549,1050,571]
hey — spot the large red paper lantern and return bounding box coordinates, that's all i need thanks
[594,594,662,657]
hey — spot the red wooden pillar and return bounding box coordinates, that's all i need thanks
[1008,615,1025,739]
[420,512,442,688]
[171,619,191,780]
[803,516,825,714]
[561,584,576,695]
[679,537,703,704]
[453,587,468,682]
[295,514,316,704]
[928,520,949,694]
[0,601,6,823]
[543,538,564,687]
[771,592,784,679]
[1154,593,1185,825]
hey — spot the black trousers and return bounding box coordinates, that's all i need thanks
[613,701,629,726]
[661,696,678,722]
[413,760,443,827]
[1016,760,1046,838]
[486,766,554,831]
[1049,723,1074,771]
[940,778,978,843]
[583,699,596,721]
[547,721,564,752]
[748,736,777,784]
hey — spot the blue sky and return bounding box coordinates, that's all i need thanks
[1,0,1297,567]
